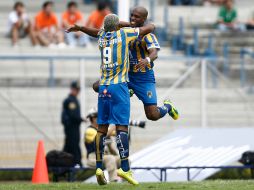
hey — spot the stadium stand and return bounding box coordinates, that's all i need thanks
[0,0,254,178]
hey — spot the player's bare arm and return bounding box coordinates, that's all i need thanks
[135,48,158,71]
[118,21,131,28]
[139,23,155,36]
[66,24,99,38]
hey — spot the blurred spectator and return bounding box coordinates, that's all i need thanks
[203,0,225,6]
[217,0,245,32]
[7,2,37,47]
[246,18,254,30]
[62,1,91,47]
[35,1,65,48]
[86,2,111,29]
[61,81,85,167]
[84,107,119,182]
[169,0,197,5]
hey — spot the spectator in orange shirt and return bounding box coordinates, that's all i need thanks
[86,2,111,29]
[35,1,65,48]
[62,1,90,47]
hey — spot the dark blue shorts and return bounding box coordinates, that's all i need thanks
[97,83,130,126]
[128,81,157,106]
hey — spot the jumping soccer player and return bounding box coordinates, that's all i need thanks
[67,14,155,185]
[93,7,179,122]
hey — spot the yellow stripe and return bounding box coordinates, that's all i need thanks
[146,34,153,43]
[121,56,127,82]
[114,31,121,84]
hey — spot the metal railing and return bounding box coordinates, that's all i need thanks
[1,165,253,182]
[132,165,254,181]
[240,48,254,87]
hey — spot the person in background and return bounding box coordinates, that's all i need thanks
[61,81,85,167]
[245,17,254,30]
[35,1,66,48]
[217,0,245,32]
[7,2,37,47]
[203,0,225,6]
[62,1,91,47]
[86,2,111,29]
[84,107,119,182]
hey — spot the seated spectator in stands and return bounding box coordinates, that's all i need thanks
[203,0,225,6]
[86,2,111,29]
[217,0,245,32]
[7,2,37,47]
[35,1,65,48]
[62,1,91,47]
[169,0,197,5]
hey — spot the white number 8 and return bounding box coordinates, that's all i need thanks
[103,47,112,64]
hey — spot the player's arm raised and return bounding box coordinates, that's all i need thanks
[138,23,155,36]
[66,24,99,38]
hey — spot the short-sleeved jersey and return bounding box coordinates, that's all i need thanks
[129,33,160,73]
[98,27,139,85]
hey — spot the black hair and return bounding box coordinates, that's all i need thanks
[67,1,78,9]
[14,1,24,10]
[97,2,108,11]
[42,1,53,9]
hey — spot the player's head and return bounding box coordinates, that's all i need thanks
[42,1,54,15]
[70,81,80,96]
[67,1,78,14]
[14,2,25,15]
[103,14,119,32]
[130,6,148,27]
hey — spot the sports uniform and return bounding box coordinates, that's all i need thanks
[97,27,140,125]
[128,33,160,105]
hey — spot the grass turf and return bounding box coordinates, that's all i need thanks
[0,180,254,190]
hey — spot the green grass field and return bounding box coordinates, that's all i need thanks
[0,180,254,190]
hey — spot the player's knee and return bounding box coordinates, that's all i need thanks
[92,80,99,93]
[145,112,159,121]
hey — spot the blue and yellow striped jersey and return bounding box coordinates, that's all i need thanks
[97,27,139,85]
[129,33,160,73]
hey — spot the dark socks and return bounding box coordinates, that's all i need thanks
[116,130,130,172]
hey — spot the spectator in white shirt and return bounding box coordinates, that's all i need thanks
[7,2,37,47]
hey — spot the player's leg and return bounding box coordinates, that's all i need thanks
[95,124,108,185]
[109,83,138,185]
[95,84,110,185]
[131,82,179,120]
[116,125,138,185]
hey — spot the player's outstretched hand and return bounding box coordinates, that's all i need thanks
[65,24,81,33]
[135,58,148,71]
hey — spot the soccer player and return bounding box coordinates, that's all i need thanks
[66,14,155,185]
[93,7,179,121]
[128,7,179,121]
